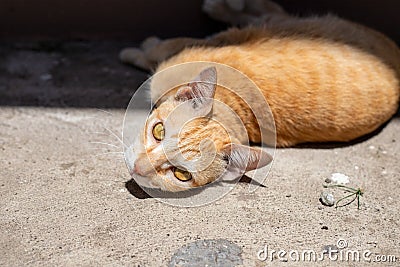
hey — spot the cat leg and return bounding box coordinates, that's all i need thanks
[121,36,209,70]
[119,47,155,71]
[141,37,207,63]
[120,36,167,70]
[203,0,288,26]
[120,26,268,70]
[136,27,268,68]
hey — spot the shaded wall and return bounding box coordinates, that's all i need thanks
[0,0,399,43]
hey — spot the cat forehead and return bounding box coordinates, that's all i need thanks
[150,100,176,120]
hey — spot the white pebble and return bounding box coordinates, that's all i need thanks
[369,145,375,150]
[320,191,335,206]
[327,173,350,184]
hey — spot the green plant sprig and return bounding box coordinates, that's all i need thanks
[323,184,364,209]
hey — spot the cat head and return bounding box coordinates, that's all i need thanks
[130,67,272,191]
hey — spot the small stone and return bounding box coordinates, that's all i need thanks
[321,226,329,230]
[368,145,375,150]
[320,191,335,207]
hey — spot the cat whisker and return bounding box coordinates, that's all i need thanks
[89,131,112,136]
[82,109,114,121]
[93,151,125,158]
[87,147,122,152]
[95,108,114,116]
[89,141,121,148]
[100,126,129,150]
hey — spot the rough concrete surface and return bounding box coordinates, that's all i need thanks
[0,42,399,266]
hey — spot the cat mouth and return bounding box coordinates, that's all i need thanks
[128,168,136,176]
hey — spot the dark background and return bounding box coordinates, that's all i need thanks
[1,0,399,42]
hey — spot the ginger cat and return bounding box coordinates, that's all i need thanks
[122,0,400,191]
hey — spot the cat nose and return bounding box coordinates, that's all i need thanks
[133,161,146,176]
[132,162,141,175]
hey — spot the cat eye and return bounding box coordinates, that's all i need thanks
[152,122,165,141]
[173,167,192,181]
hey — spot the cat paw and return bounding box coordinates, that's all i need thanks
[203,0,286,21]
[202,0,239,24]
[119,48,154,71]
[203,0,273,26]
[140,36,162,52]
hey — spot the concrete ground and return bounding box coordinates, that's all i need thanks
[0,42,399,266]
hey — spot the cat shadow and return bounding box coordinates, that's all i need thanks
[124,174,265,199]
[395,106,400,117]
[125,179,152,199]
[224,175,266,187]
[125,178,209,199]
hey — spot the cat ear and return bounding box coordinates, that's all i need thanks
[175,67,217,114]
[222,143,273,172]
